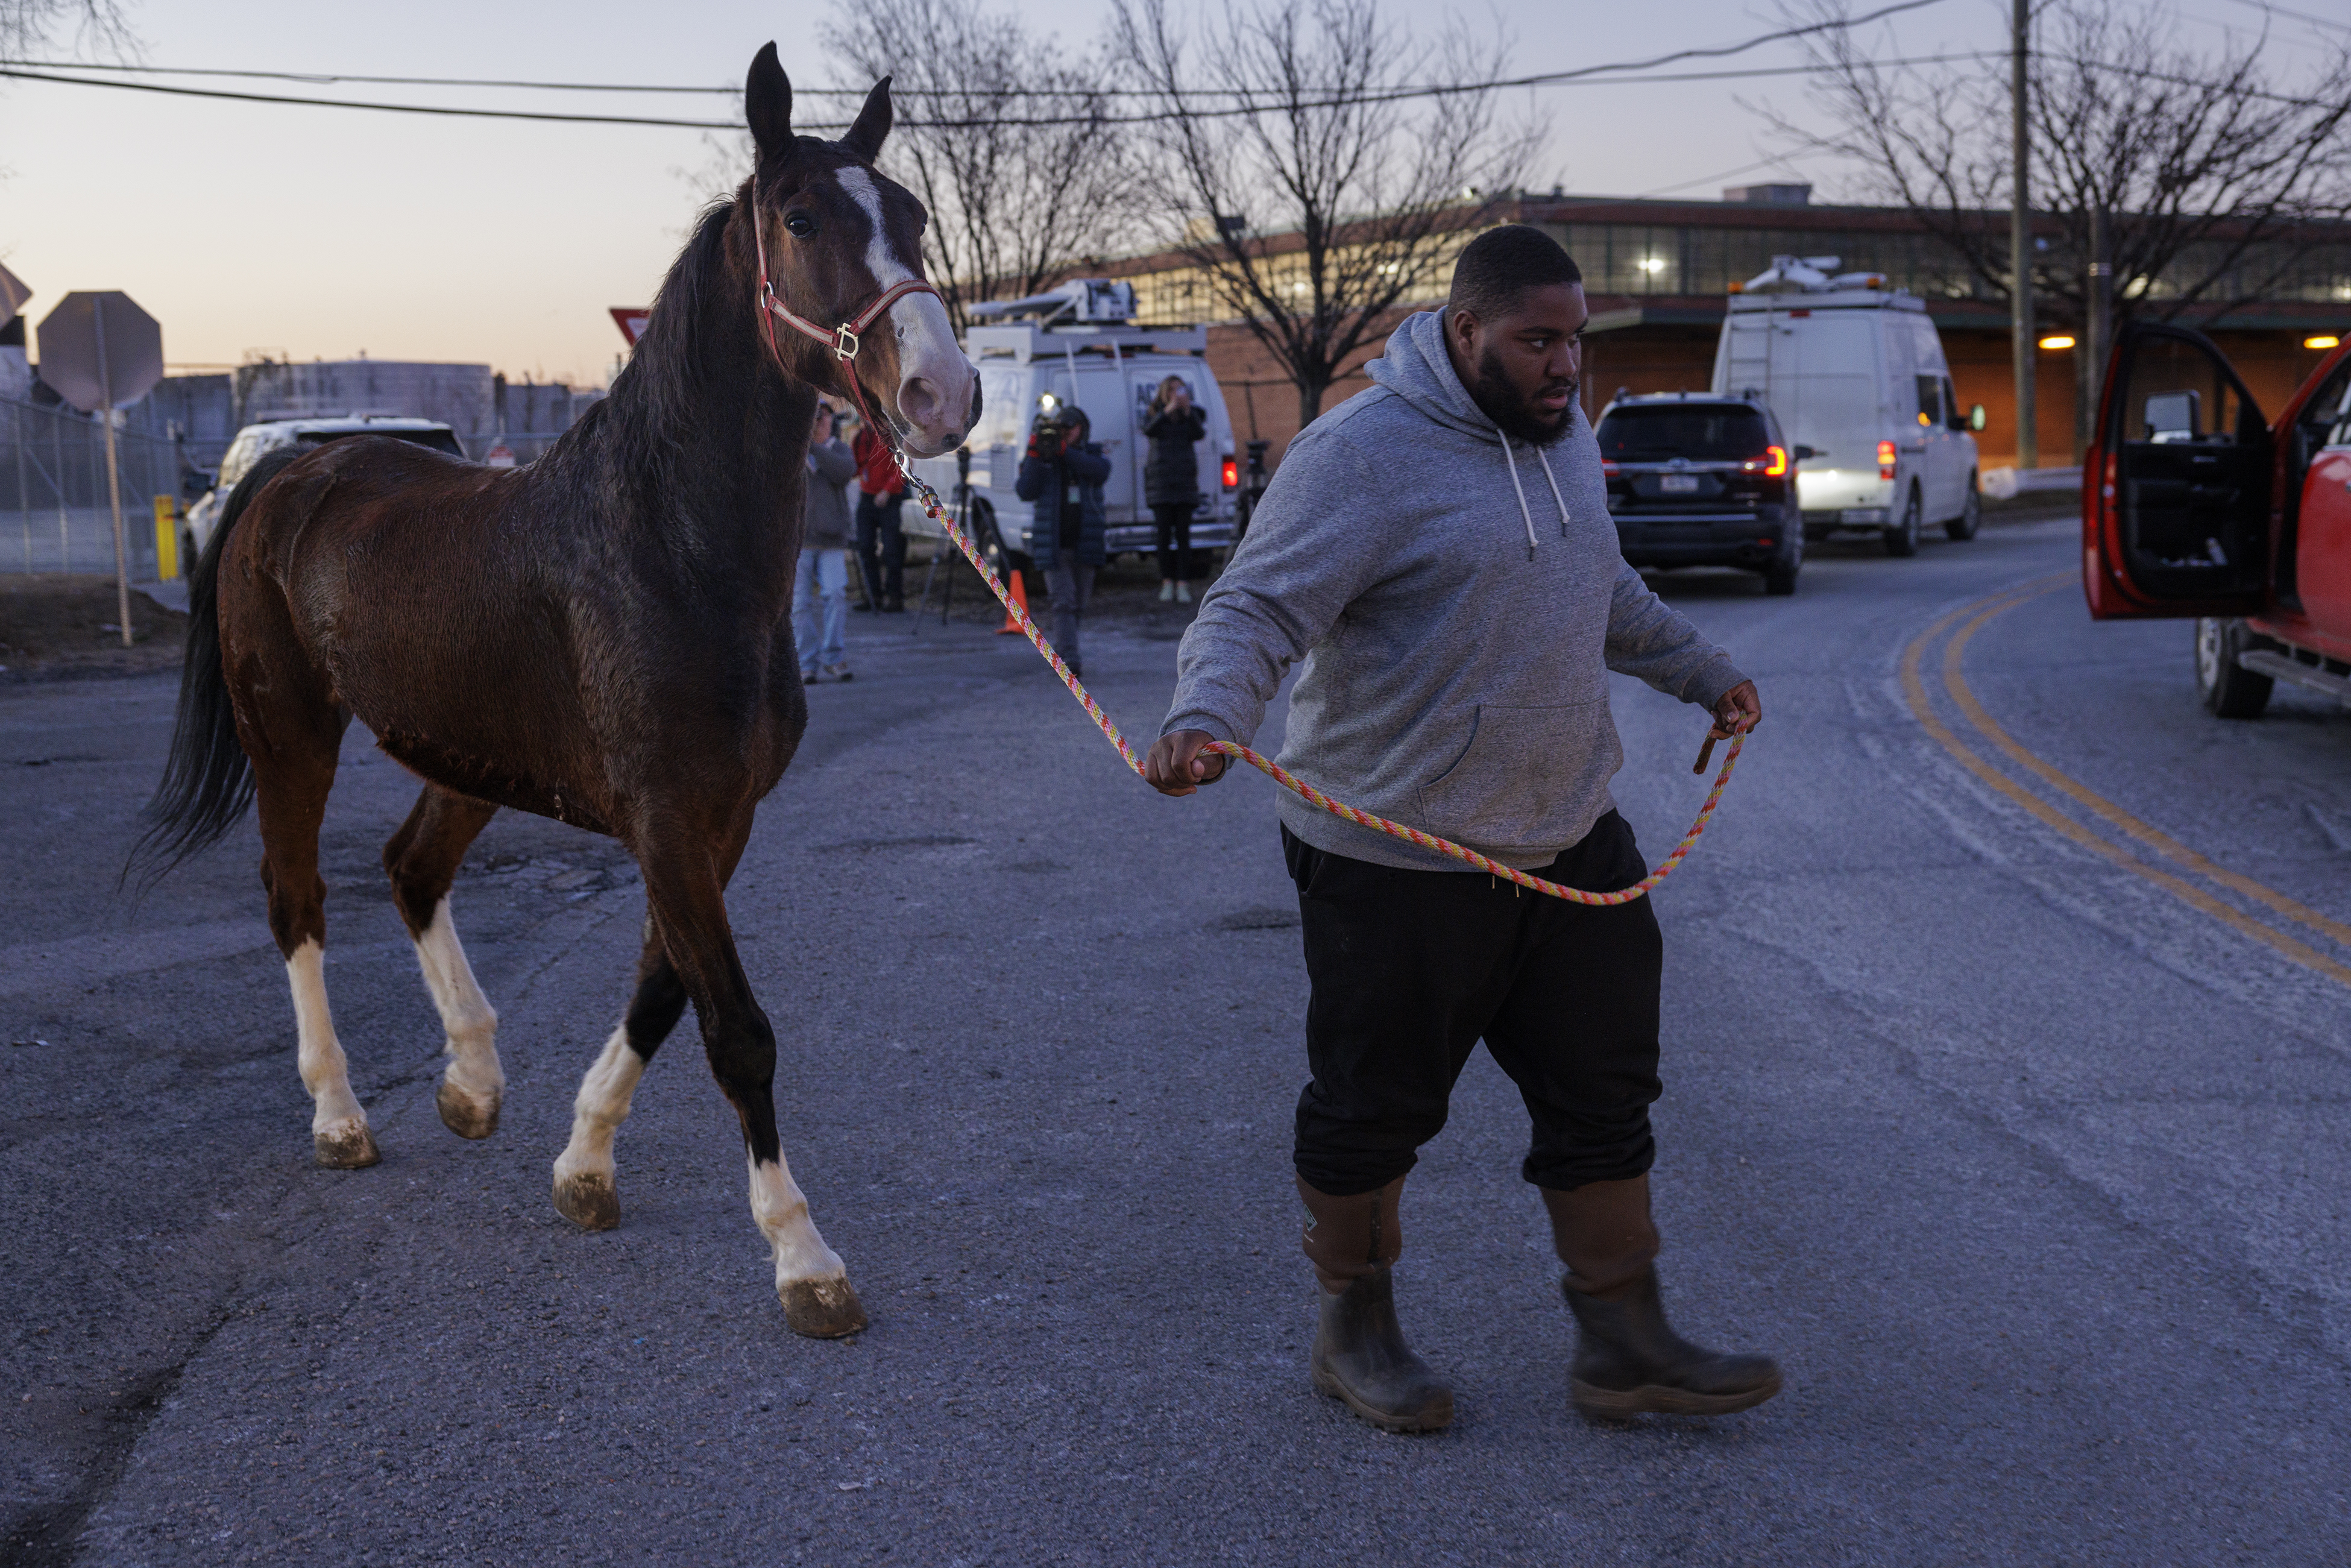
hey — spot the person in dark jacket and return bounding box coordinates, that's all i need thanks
[850,416,908,612]
[1141,375,1207,603]
[1014,404,1110,678]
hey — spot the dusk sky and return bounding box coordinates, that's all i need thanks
[0,0,2314,388]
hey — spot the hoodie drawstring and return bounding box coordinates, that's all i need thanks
[1498,432,1572,561]
[1498,433,1540,560]
[1534,446,1571,539]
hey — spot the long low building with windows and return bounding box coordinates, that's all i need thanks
[1064,186,2351,471]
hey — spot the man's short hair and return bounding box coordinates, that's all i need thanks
[1448,225,1582,323]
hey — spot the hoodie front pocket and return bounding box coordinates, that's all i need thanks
[1414,702,1615,846]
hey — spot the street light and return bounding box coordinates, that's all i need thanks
[2305,335,2341,350]
[2038,334,2076,351]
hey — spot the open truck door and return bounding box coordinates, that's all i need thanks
[2083,322,2270,620]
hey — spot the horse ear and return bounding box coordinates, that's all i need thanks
[746,43,793,160]
[842,77,893,163]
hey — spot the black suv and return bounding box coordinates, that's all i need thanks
[1597,393,1810,595]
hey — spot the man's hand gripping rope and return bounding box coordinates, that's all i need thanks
[892,450,1751,908]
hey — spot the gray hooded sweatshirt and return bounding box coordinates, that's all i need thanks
[1162,308,1747,873]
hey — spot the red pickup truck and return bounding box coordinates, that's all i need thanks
[2083,322,2351,717]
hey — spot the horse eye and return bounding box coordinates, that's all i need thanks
[785,212,816,239]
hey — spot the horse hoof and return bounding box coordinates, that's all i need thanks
[553,1171,620,1232]
[313,1119,380,1169]
[780,1276,867,1339]
[436,1078,500,1141]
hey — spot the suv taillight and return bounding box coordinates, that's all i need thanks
[1740,447,1788,477]
[1221,456,1239,488]
[1877,439,1898,479]
[1601,460,1620,478]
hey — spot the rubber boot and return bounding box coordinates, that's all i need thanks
[1541,1177,1781,1418]
[1297,1176,1454,1433]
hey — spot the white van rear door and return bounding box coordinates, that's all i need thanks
[1787,312,1883,511]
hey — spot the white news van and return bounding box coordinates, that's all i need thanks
[902,279,1241,571]
[1711,256,1984,556]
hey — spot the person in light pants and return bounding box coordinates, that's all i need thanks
[796,402,858,682]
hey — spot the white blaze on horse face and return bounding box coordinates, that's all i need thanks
[835,166,973,458]
[288,940,365,1138]
[747,1150,847,1294]
[413,899,503,1121]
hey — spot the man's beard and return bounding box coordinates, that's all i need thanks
[1468,348,1577,447]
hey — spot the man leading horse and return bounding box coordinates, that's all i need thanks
[1146,223,1781,1432]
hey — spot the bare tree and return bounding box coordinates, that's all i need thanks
[0,0,133,55]
[1764,0,2351,441]
[825,0,1138,336]
[1110,0,1543,432]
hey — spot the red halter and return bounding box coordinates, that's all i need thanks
[751,192,941,433]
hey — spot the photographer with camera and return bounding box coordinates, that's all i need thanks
[1014,402,1110,679]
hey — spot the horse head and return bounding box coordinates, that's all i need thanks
[743,43,977,459]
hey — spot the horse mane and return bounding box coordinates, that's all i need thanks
[564,192,755,494]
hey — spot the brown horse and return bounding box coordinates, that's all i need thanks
[132,44,975,1338]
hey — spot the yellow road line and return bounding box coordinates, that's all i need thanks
[1944,586,2351,953]
[1899,583,2351,990]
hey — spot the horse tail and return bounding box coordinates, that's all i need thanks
[127,447,304,886]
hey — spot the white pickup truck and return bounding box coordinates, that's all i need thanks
[184,415,465,562]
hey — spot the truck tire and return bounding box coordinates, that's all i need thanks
[1762,528,1802,595]
[1884,487,1921,557]
[1946,475,1981,541]
[2196,617,2273,719]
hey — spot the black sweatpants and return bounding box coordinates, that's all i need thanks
[1152,503,1195,582]
[855,491,906,606]
[1283,811,1664,1197]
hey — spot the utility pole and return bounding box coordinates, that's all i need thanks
[2009,0,2037,471]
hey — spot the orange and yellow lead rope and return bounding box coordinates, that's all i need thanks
[895,458,1745,906]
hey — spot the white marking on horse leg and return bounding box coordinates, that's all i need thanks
[550,1025,641,1230]
[412,898,503,1139]
[751,1151,866,1337]
[289,940,375,1167]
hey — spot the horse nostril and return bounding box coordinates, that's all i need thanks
[900,376,943,428]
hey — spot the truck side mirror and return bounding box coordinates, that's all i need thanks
[1969,404,1987,432]
[1792,445,1817,462]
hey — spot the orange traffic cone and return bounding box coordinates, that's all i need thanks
[996,569,1030,635]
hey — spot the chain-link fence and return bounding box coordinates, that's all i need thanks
[3,394,183,578]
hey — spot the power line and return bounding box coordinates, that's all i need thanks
[0,51,2006,134]
[11,29,2331,131]
[1637,154,1816,200]
[2219,0,2351,39]
[0,68,744,127]
[0,2,1955,104]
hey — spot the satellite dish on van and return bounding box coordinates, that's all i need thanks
[1737,254,1893,296]
[969,279,1136,324]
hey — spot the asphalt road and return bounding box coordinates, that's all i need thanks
[4,514,2348,1566]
